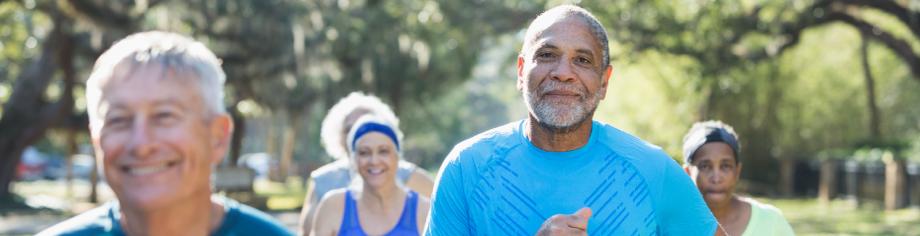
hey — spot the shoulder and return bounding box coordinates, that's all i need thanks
[745,198,788,221]
[310,160,351,199]
[314,189,347,222]
[318,188,348,207]
[37,203,117,236]
[311,159,351,180]
[442,121,524,169]
[416,192,431,215]
[310,189,347,235]
[742,198,794,234]
[217,197,293,235]
[593,121,668,157]
[593,121,675,171]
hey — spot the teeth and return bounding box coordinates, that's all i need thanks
[126,163,171,175]
[368,169,383,175]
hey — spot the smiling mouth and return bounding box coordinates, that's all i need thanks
[366,168,385,176]
[121,161,180,176]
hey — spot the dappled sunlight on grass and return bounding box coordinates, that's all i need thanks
[757,198,920,235]
[254,177,306,211]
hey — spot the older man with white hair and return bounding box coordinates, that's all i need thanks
[39,31,291,236]
[425,5,717,236]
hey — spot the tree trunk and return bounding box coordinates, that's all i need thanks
[884,153,906,210]
[229,105,245,166]
[861,33,882,139]
[265,112,277,158]
[0,23,68,200]
[779,158,796,197]
[89,154,99,203]
[278,112,301,182]
[818,159,838,204]
[66,129,77,198]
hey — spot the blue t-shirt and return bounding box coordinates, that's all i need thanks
[38,196,293,236]
[425,120,716,235]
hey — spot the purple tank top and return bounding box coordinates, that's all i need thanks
[338,190,419,236]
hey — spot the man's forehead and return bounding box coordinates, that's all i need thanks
[97,64,204,108]
[523,15,599,51]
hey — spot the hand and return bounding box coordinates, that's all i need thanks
[535,207,592,236]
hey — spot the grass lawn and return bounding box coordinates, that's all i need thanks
[6,179,919,235]
[758,198,920,235]
[253,177,307,211]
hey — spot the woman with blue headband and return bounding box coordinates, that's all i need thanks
[682,121,794,236]
[310,115,430,236]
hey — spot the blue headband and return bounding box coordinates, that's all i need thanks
[350,122,400,152]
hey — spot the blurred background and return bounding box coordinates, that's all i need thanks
[1,0,919,234]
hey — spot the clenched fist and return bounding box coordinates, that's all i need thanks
[535,207,592,236]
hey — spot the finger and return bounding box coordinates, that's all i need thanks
[567,207,592,230]
[573,207,592,220]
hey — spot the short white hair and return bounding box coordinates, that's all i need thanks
[85,31,226,128]
[320,92,400,160]
[522,5,610,67]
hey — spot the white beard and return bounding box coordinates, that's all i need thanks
[523,80,602,132]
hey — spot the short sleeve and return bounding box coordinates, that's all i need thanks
[424,149,472,236]
[655,159,717,235]
[397,159,418,183]
[767,205,795,236]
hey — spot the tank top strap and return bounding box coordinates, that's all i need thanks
[393,190,419,233]
[338,190,365,236]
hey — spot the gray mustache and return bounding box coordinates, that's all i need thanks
[538,82,587,99]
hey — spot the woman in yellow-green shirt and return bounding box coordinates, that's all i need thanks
[682,121,795,236]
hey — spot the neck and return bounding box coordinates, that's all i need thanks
[119,192,223,236]
[709,196,741,221]
[357,182,405,214]
[525,116,593,152]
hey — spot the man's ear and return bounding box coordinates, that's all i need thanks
[517,56,525,91]
[683,165,692,176]
[210,114,234,164]
[598,65,613,100]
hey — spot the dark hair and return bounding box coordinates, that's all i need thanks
[682,120,740,164]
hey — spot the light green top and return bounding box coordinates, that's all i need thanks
[742,199,795,236]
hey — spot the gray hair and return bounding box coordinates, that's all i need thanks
[521,5,610,67]
[320,92,401,160]
[85,31,227,128]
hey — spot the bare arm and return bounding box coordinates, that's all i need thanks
[405,168,434,197]
[298,178,319,236]
[310,190,345,236]
[416,195,431,233]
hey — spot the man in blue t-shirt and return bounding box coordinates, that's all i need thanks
[424,5,717,236]
[38,31,291,236]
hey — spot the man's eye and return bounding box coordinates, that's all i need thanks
[536,52,555,59]
[106,116,130,127]
[156,112,174,119]
[154,111,178,124]
[576,57,592,64]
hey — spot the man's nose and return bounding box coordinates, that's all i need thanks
[550,58,577,82]
[127,117,156,158]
